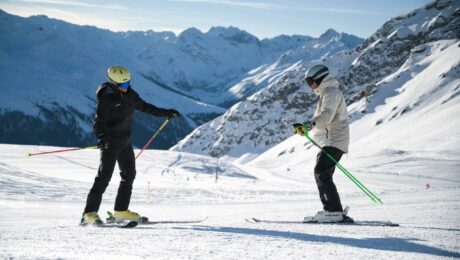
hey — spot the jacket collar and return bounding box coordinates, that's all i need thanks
[313,74,339,96]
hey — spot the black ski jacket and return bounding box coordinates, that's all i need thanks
[93,82,170,145]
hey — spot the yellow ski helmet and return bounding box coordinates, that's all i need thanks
[107,65,131,84]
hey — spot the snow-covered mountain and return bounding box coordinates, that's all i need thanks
[223,29,362,106]
[144,26,361,106]
[171,50,356,160]
[251,39,460,168]
[172,0,460,159]
[341,0,460,100]
[0,10,362,148]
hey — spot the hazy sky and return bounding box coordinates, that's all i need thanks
[0,0,432,39]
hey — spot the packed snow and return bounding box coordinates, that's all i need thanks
[1,133,459,259]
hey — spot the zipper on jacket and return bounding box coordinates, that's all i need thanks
[326,128,329,139]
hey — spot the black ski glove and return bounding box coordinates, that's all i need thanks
[167,109,181,118]
[97,134,109,150]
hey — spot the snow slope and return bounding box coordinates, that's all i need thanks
[250,39,460,182]
[0,139,459,259]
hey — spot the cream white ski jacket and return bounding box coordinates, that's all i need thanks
[311,74,350,153]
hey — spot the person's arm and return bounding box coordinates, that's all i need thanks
[93,97,110,137]
[133,90,180,117]
[311,88,340,128]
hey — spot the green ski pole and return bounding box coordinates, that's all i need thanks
[304,132,383,204]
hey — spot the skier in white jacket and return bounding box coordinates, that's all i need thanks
[293,64,353,223]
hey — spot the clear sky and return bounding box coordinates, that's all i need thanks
[0,0,432,39]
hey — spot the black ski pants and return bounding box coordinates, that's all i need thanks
[314,146,344,212]
[84,142,136,213]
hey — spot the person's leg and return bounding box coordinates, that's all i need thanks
[314,146,344,212]
[114,144,136,211]
[84,146,119,213]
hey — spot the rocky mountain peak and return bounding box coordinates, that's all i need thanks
[319,28,340,41]
[208,26,260,45]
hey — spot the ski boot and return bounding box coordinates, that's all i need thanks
[112,210,148,223]
[306,210,343,223]
[341,206,354,223]
[304,206,354,223]
[81,212,103,225]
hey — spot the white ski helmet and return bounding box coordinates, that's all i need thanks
[305,64,329,86]
[107,65,131,84]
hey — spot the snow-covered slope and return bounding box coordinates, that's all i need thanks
[172,51,357,161]
[342,0,460,99]
[1,139,460,258]
[172,0,459,159]
[0,10,362,148]
[250,39,460,170]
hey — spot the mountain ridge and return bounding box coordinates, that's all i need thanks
[0,9,362,148]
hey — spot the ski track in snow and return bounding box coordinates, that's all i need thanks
[1,144,460,259]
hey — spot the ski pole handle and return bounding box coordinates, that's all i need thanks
[27,146,98,157]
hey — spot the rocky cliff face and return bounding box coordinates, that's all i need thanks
[172,49,357,158]
[173,63,311,158]
[341,0,460,100]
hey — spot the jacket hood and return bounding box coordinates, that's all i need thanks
[313,74,340,96]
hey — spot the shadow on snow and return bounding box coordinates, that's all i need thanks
[173,225,460,258]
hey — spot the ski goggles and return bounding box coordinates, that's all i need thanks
[119,81,130,90]
[304,76,314,86]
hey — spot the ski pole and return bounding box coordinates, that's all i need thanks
[305,133,382,204]
[304,132,383,204]
[135,117,171,160]
[307,135,382,204]
[27,146,98,157]
[306,133,382,204]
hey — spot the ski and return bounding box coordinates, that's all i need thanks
[246,218,399,227]
[106,211,207,225]
[80,221,138,228]
[139,217,208,225]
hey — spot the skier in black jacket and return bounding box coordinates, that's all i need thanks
[82,65,180,224]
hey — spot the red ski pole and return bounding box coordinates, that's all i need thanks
[27,146,98,157]
[135,117,171,160]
